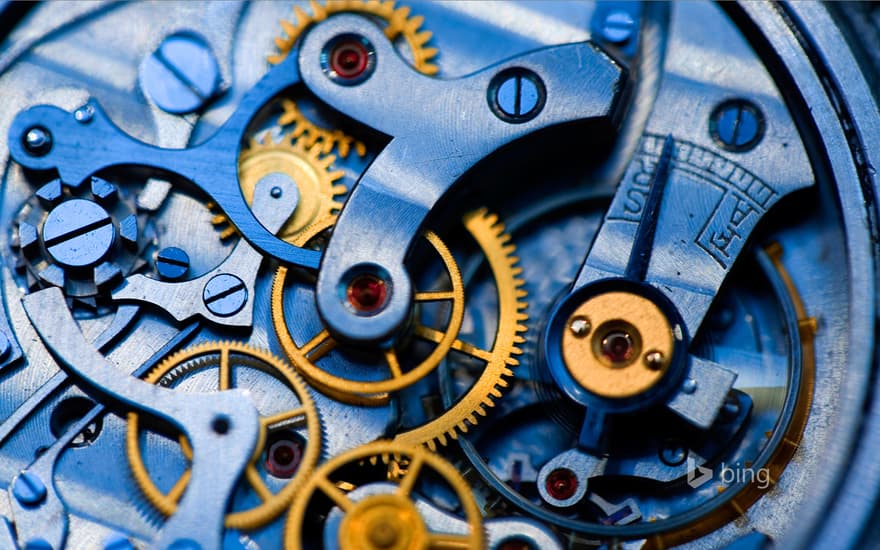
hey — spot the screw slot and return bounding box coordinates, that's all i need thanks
[709,99,765,152]
[488,68,546,123]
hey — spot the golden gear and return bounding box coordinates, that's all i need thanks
[284,441,483,550]
[272,216,466,402]
[277,98,367,159]
[125,341,322,530]
[268,0,440,76]
[394,209,528,450]
[272,209,528,450]
[215,133,347,243]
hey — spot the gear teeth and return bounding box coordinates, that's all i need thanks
[128,341,323,531]
[270,0,439,76]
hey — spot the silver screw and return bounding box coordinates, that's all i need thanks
[682,378,698,394]
[203,274,247,317]
[601,11,636,44]
[74,104,94,123]
[644,350,665,370]
[569,316,592,338]
[23,127,52,156]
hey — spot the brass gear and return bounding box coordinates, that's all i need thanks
[284,441,483,550]
[268,0,439,76]
[277,98,367,159]
[394,209,528,450]
[271,209,528,450]
[267,0,440,160]
[125,341,322,530]
[215,133,347,243]
[272,216,466,403]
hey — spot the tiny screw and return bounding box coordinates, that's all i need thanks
[682,378,698,394]
[74,104,94,123]
[203,273,247,317]
[156,247,190,281]
[140,31,221,115]
[42,199,116,269]
[659,439,688,467]
[490,68,546,123]
[721,394,741,419]
[644,350,665,370]
[568,316,592,338]
[270,186,283,198]
[23,127,52,156]
[601,10,636,44]
[710,99,765,152]
[12,471,47,507]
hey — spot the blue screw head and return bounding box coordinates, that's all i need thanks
[489,68,546,124]
[601,10,636,44]
[203,273,247,317]
[156,246,190,281]
[710,99,765,152]
[140,31,221,115]
[42,199,116,269]
[12,471,47,507]
[659,440,688,467]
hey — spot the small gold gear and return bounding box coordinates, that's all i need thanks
[272,209,528,450]
[272,216,466,403]
[284,441,483,550]
[125,341,322,530]
[277,98,367,159]
[268,0,439,76]
[216,133,347,242]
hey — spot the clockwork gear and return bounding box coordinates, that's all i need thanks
[272,208,527,449]
[1,2,880,549]
[268,0,439,76]
[284,441,483,550]
[125,341,322,530]
[234,133,347,243]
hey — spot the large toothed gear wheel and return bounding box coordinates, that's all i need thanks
[126,341,322,530]
[284,441,484,550]
[230,133,347,243]
[273,217,467,405]
[272,209,527,449]
[268,0,439,76]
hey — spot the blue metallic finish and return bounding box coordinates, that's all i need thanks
[11,471,47,507]
[710,99,765,152]
[139,31,221,115]
[297,14,627,342]
[600,10,636,44]
[491,69,545,122]
[155,247,190,280]
[102,533,134,550]
[202,273,247,317]
[41,199,116,269]
[6,49,321,271]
